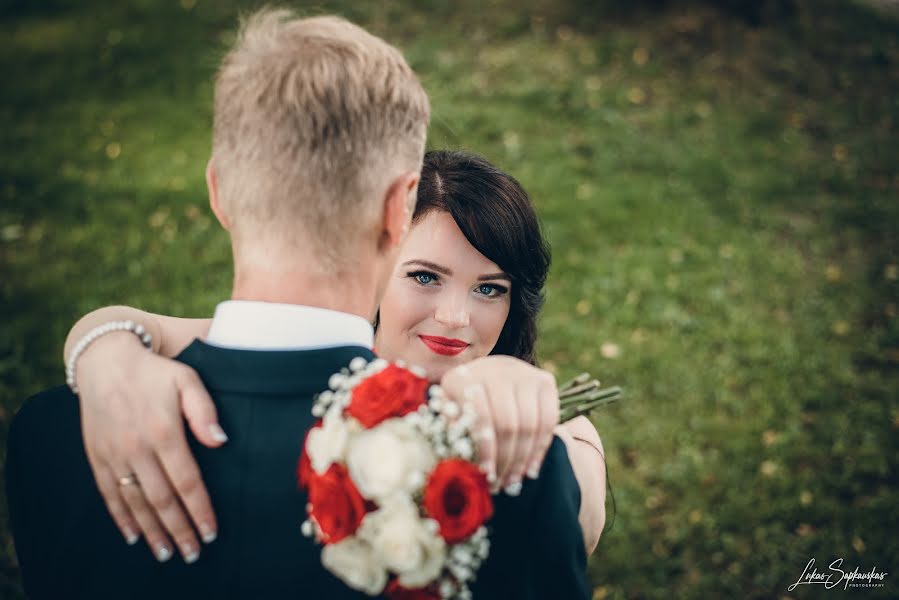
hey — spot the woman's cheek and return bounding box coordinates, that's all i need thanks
[474,300,511,353]
[393,283,434,337]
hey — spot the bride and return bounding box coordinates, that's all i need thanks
[65,150,607,562]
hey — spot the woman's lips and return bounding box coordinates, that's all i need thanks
[418,335,470,356]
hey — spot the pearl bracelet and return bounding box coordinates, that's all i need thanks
[65,320,153,394]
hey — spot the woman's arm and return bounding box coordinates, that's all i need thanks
[63,305,220,564]
[556,416,607,555]
[64,305,211,362]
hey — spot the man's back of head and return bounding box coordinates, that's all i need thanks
[211,9,430,272]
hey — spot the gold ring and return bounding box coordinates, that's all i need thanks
[118,474,139,487]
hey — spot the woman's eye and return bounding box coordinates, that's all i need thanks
[476,284,507,297]
[408,271,437,285]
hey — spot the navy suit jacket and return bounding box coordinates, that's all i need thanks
[7,341,591,599]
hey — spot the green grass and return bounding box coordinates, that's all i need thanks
[2,1,897,598]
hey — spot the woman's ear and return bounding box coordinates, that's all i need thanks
[380,171,420,250]
[206,158,231,231]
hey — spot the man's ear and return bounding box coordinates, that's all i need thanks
[380,171,420,250]
[206,158,230,231]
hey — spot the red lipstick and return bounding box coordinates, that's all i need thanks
[419,335,470,356]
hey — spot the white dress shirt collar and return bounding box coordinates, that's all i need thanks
[204,300,374,351]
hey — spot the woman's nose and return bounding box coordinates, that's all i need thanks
[434,296,470,328]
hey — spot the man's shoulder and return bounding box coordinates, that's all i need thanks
[9,385,78,442]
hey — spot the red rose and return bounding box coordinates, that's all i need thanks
[296,419,323,490]
[306,463,367,543]
[384,579,441,600]
[423,459,493,544]
[345,363,429,428]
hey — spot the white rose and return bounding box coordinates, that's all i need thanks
[358,497,446,587]
[346,418,436,500]
[321,537,387,595]
[306,405,354,474]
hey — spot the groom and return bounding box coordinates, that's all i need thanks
[7,9,590,599]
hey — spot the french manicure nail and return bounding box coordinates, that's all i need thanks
[527,464,540,480]
[155,544,173,562]
[182,544,199,564]
[123,527,139,545]
[209,424,228,443]
[504,480,523,496]
[200,523,217,544]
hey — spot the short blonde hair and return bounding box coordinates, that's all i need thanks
[212,8,430,268]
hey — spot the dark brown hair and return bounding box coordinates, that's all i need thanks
[413,150,551,364]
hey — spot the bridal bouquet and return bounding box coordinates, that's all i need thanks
[297,358,492,600]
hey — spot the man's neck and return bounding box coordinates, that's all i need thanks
[230,264,381,321]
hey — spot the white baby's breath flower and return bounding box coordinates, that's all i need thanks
[442,401,460,419]
[328,373,345,390]
[439,579,456,598]
[368,358,389,373]
[346,419,436,500]
[358,496,446,586]
[451,546,473,566]
[321,537,387,595]
[453,438,474,460]
[301,520,314,538]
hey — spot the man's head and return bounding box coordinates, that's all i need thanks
[208,9,430,280]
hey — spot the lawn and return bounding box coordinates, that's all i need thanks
[1,0,897,598]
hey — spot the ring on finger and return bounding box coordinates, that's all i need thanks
[118,473,140,488]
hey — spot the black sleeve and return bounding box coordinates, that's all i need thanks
[530,436,592,599]
[6,386,82,599]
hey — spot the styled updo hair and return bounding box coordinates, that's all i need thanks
[413,150,551,365]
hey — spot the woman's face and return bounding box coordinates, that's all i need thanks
[374,210,512,381]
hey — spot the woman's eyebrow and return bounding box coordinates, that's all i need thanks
[401,259,452,276]
[478,272,511,282]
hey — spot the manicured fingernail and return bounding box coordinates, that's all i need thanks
[209,424,228,443]
[155,544,172,562]
[182,543,199,564]
[527,463,540,480]
[200,523,217,544]
[123,527,139,545]
[504,480,523,496]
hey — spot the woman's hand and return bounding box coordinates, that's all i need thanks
[440,356,559,494]
[74,332,226,563]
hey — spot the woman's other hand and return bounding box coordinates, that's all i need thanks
[74,332,225,563]
[440,355,559,494]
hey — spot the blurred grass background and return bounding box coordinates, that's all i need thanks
[1,0,897,598]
